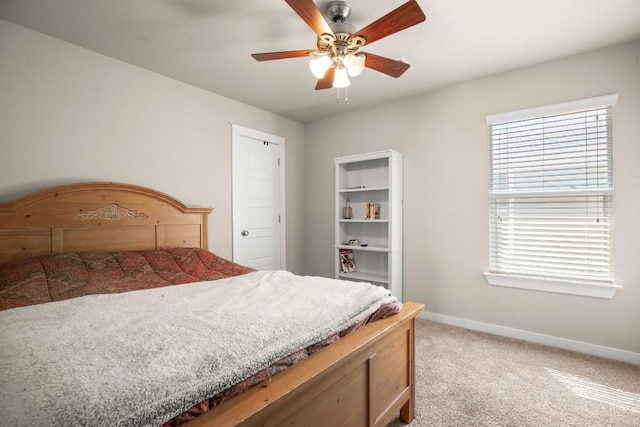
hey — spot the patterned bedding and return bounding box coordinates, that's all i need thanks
[0,248,401,426]
[0,248,255,311]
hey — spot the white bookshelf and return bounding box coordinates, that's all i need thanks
[334,150,403,301]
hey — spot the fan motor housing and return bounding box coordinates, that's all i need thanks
[326,1,351,23]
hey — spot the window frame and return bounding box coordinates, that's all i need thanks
[484,94,621,299]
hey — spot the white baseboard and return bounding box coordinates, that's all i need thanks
[419,311,640,365]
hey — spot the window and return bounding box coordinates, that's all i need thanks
[484,95,620,298]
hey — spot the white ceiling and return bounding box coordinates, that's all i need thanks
[2,0,639,123]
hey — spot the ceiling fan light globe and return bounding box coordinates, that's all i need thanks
[309,55,333,79]
[333,67,351,88]
[344,53,365,77]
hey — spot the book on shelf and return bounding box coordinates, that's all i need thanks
[365,202,381,220]
[339,248,357,273]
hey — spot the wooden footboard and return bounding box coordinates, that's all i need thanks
[189,302,424,427]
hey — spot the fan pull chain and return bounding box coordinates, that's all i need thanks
[335,88,349,104]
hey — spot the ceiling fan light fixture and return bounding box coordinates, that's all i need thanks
[333,66,351,88]
[309,55,333,78]
[343,53,365,77]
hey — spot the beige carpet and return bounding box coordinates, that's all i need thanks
[388,319,640,427]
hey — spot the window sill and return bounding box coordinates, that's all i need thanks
[484,272,621,299]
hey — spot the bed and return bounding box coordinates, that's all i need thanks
[0,182,423,426]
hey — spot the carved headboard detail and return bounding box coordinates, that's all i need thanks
[0,182,212,265]
[72,204,150,221]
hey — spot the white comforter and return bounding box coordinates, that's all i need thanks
[0,270,396,426]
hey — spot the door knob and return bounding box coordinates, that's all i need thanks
[241,230,249,236]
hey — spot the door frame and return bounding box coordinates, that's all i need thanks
[231,124,286,270]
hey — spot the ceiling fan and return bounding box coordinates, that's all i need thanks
[251,0,426,90]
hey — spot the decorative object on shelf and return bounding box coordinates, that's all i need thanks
[343,198,352,219]
[365,202,381,219]
[339,248,357,272]
[348,239,359,246]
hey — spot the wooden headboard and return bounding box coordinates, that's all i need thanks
[0,182,212,265]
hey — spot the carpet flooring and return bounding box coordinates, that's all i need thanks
[388,319,640,426]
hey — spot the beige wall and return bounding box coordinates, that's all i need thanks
[304,40,640,353]
[0,20,306,273]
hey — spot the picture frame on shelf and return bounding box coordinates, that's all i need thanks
[339,248,357,273]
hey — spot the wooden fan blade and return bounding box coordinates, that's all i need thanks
[352,0,426,46]
[315,67,335,90]
[361,52,411,78]
[285,0,334,38]
[252,50,315,61]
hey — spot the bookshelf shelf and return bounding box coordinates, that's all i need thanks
[335,244,389,253]
[337,219,389,223]
[337,271,389,284]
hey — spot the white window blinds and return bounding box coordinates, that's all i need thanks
[487,95,617,286]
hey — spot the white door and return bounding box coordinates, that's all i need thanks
[231,125,285,270]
